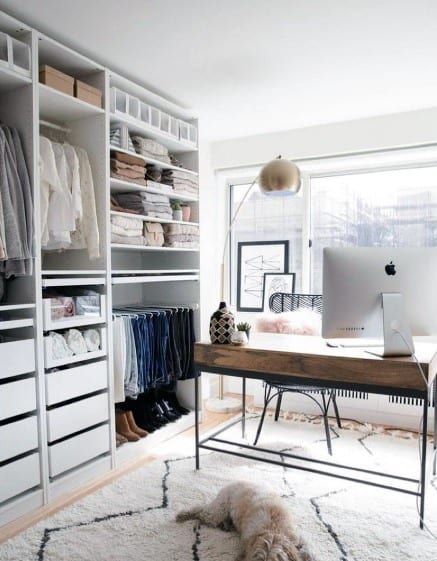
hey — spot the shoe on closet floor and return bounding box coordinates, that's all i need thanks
[131,395,159,433]
[163,391,190,416]
[125,410,148,438]
[115,411,141,441]
[116,433,128,447]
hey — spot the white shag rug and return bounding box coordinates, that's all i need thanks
[1,416,436,561]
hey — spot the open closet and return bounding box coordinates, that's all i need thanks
[0,8,200,528]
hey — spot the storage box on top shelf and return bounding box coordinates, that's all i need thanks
[110,86,128,114]
[75,79,102,108]
[10,36,31,76]
[40,65,74,96]
[0,31,8,67]
[140,101,151,124]
[150,106,160,128]
[128,95,140,119]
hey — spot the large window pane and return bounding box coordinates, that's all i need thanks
[310,166,437,293]
[230,183,303,308]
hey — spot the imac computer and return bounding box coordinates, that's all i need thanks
[322,247,437,356]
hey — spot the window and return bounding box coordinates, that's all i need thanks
[228,147,437,309]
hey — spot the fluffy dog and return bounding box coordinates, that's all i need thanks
[176,481,310,561]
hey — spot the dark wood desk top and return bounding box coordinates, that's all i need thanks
[195,333,437,393]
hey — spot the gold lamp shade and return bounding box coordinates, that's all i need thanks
[259,157,301,194]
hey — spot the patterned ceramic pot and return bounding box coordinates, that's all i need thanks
[209,301,235,344]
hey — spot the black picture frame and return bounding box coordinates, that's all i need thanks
[262,272,296,312]
[236,240,289,312]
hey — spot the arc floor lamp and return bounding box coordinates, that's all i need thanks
[207,156,302,413]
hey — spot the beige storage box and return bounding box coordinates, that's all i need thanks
[39,65,74,96]
[75,79,102,108]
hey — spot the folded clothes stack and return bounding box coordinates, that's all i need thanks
[144,222,164,246]
[110,150,146,184]
[48,328,101,359]
[161,168,198,198]
[132,136,171,164]
[111,213,145,246]
[112,192,172,220]
[163,223,200,248]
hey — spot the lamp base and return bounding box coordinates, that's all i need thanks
[205,396,242,414]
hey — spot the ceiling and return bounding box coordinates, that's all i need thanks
[2,0,437,141]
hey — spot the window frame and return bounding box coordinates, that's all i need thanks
[226,146,437,304]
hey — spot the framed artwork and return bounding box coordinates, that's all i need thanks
[262,272,296,311]
[237,241,289,311]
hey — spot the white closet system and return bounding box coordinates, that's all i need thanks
[0,10,200,528]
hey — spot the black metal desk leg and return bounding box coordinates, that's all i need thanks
[420,395,428,528]
[195,370,200,470]
[433,380,436,477]
[242,377,247,439]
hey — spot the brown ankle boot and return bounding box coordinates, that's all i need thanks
[125,410,148,438]
[115,411,140,441]
[116,432,128,447]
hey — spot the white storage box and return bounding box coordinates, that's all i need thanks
[42,294,106,331]
[45,360,108,406]
[110,87,128,114]
[0,31,9,68]
[160,112,170,134]
[151,106,160,128]
[189,124,198,145]
[179,120,190,143]
[0,377,36,421]
[169,116,179,138]
[49,424,110,477]
[128,95,140,119]
[10,36,31,76]
[46,392,109,442]
[0,453,40,503]
[140,101,151,124]
[44,327,107,369]
[0,416,38,462]
[0,338,35,380]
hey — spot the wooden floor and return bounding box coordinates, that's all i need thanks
[0,401,243,544]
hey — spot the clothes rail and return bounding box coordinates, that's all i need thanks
[39,119,71,133]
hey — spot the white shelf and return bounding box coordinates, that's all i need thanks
[0,303,35,311]
[42,270,106,276]
[111,210,198,227]
[39,83,104,122]
[109,145,198,176]
[0,66,32,93]
[110,177,198,202]
[115,411,195,466]
[112,275,199,285]
[0,319,34,330]
[44,348,107,369]
[112,269,199,275]
[110,113,197,154]
[42,277,106,288]
[111,244,199,252]
[43,316,106,331]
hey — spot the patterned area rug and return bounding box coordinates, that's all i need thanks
[1,417,436,561]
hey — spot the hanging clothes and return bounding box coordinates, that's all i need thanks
[39,136,100,259]
[0,125,33,277]
[112,305,196,403]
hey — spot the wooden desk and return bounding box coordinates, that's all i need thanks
[194,333,437,528]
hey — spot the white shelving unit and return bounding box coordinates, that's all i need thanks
[0,8,200,529]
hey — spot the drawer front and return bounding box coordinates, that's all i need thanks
[0,339,35,380]
[46,361,108,406]
[0,416,38,462]
[0,378,36,421]
[49,424,110,477]
[0,453,40,503]
[47,392,108,442]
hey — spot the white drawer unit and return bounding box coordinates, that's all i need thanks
[0,378,36,421]
[0,416,38,462]
[0,339,35,380]
[42,294,106,331]
[45,360,108,406]
[48,424,110,477]
[46,392,109,442]
[44,327,107,369]
[0,453,40,503]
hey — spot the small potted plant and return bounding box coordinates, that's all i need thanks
[172,201,183,221]
[181,202,191,222]
[237,321,251,340]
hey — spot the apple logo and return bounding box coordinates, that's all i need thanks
[385,261,396,276]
